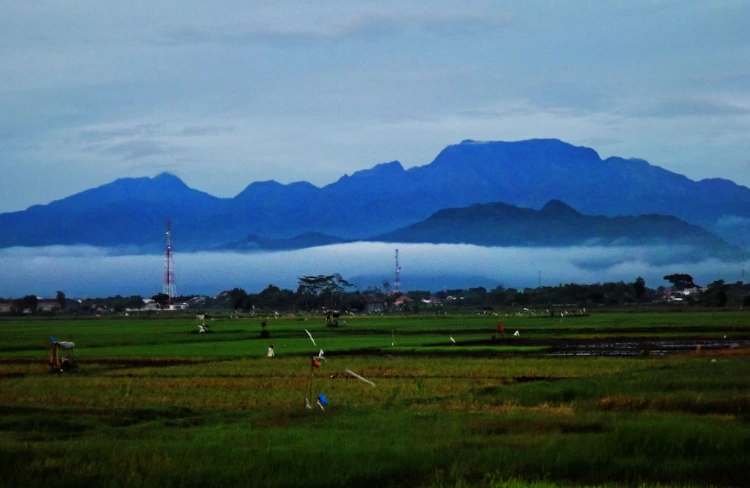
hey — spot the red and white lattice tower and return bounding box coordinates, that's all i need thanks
[742,240,746,284]
[394,249,401,294]
[164,219,176,305]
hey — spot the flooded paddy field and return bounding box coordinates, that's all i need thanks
[458,337,750,357]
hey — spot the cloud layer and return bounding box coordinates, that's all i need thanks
[0,243,741,299]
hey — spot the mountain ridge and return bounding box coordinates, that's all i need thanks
[2,138,749,253]
[216,199,736,262]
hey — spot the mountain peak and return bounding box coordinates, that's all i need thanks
[351,161,404,178]
[151,172,189,189]
[106,172,187,190]
[431,138,602,170]
[153,171,183,182]
[332,161,405,186]
[236,179,320,195]
[540,200,581,217]
[243,179,282,189]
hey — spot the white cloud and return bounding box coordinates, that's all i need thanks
[0,243,741,298]
[634,97,750,118]
[159,10,511,45]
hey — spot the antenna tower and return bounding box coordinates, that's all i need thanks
[164,219,176,305]
[394,249,401,294]
[742,240,746,284]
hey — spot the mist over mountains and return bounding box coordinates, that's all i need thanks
[1,242,741,298]
[1,139,746,262]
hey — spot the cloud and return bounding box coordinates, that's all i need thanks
[74,122,235,163]
[103,139,173,160]
[688,71,750,91]
[78,123,235,143]
[179,125,236,137]
[124,161,185,176]
[636,97,750,118]
[716,215,750,228]
[0,242,741,298]
[159,11,510,46]
[78,124,165,143]
[0,245,112,259]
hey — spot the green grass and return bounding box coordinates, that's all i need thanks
[2,311,748,359]
[1,312,749,487]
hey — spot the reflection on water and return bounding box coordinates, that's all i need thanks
[549,339,748,357]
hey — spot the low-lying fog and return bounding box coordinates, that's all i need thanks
[0,242,743,298]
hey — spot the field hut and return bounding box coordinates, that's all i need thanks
[49,337,76,372]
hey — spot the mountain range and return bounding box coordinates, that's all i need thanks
[2,138,747,258]
[218,199,736,261]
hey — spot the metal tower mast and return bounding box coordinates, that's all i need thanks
[164,219,176,306]
[394,249,401,294]
[742,240,746,284]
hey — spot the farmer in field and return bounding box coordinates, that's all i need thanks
[497,322,505,336]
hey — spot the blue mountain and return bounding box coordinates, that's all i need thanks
[0,173,223,250]
[372,199,735,260]
[1,138,749,252]
[218,199,735,263]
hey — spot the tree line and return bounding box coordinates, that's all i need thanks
[7,274,750,316]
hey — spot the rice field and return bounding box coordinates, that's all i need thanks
[0,311,749,487]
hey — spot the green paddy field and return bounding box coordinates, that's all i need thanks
[1,311,749,487]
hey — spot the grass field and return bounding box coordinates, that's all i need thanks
[1,311,749,487]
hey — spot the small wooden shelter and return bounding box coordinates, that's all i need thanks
[49,336,76,372]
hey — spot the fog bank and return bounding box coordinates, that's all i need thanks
[0,242,742,298]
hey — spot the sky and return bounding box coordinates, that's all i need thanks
[1,1,749,213]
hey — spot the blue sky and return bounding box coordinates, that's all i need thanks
[1,1,749,213]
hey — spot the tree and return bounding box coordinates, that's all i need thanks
[704,280,728,307]
[258,284,295,311]
[15,295,38,314]
[151,293,170,308]
[488,286,508,306]
[512,290,530,306]
[633,277,646,302]
[663,274,696,290]
[298,276,324,311]
[10,298,25,315]
[56,291,66,310]
[297,274,354,310]
[125,295,144,309]
[467,287,488,307]
[227,288,250,311]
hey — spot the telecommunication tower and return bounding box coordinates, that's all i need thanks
[164,219,176,305]
[394,249,401,294]
[742,240,746,284]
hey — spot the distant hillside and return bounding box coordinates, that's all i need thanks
[372,199,734,254]
[0,173,224,251]
[2,138,750,251]
[217,200,735,262]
